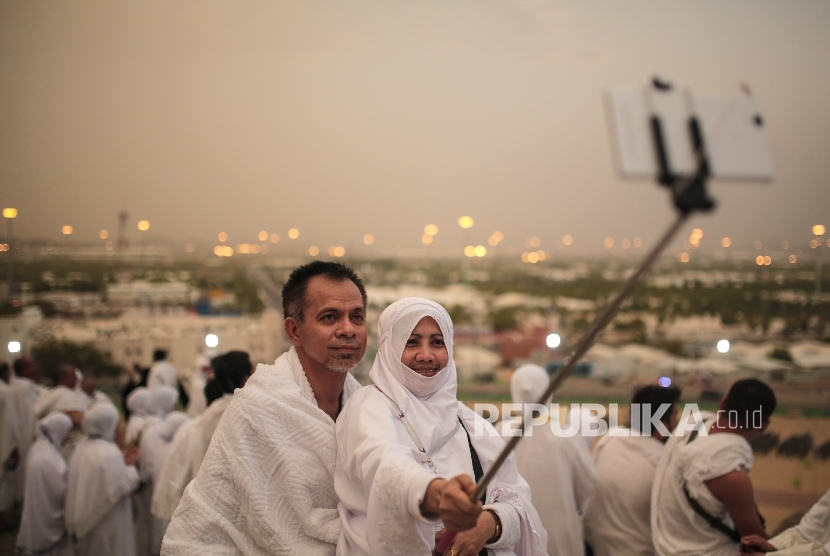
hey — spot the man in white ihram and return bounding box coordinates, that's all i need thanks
[162,262,370,555]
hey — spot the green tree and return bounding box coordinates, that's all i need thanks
[32,339,123,381]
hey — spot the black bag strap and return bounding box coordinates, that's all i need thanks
[682,483,741,543]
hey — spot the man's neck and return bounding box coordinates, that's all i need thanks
[709,417,756,440]
[295,347,348,422]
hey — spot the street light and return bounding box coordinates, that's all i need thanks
[3,208,16,302]
[8,341,21,354]
[205,334,219,348]
[717,339,730,353]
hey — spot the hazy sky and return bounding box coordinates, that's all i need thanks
[1,1,829,256]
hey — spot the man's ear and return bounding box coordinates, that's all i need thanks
[284,318,302,347]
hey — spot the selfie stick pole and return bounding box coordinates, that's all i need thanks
[436,78,715,555]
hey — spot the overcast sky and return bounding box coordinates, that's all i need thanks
[1,1,828,257]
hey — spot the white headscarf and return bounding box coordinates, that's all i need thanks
[151,386,179,418]
[159,411,189,442]
[126,387,151,417]
[66,404,139,538]
[40,412,74,447]
[369,297,460,451]
[510,364,551,405]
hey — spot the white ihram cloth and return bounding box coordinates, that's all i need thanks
[10,376,42,503]
[510,364,596,556]
[162,346,361,556]
[66,404,140,556]
[140,412,189,556]
[186,356,209,417]
[188,393,233,477]
[765,488,830,555]
[335,297,547,556]
[0,380,18,511]
[582,428,663,556]
[651,417,752,556]
[33,384,88,419]
[151,416,200,521]
[148,360,178,390]
[15,413,74,556]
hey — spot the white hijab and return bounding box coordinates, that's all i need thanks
[15,413,74,553]
[126,387,151,417]
[66,404,138,538]
[369,297,460,452]
[151,386,179,418]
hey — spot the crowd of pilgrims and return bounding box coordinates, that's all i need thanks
[2,346,829,556]
[1,349,252,556]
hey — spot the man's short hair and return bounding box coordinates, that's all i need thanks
[13,356,32,375]
[631,384,682,435]
[153,349,167,361]
[281,261,367,322]
[723,378,776,427]
[212,351,252,394]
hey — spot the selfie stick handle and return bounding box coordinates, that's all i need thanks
[436,80,715,556]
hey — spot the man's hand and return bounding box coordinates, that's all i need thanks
[437,510,496,556]
[421,475,482,532]
[123,446,140,467]
[740,534,777,553]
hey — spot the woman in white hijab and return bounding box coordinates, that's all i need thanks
[335,297,546,556]
[66,403,141,556]
[140,410,189,556]
[125,387,153,446]
[510,364,596,556]
[15,413,74,556]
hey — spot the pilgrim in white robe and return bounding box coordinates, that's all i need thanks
[162,346,361,556]
[15,413,74,556]
[186,355,211,417]
[148,360,178,390]
[134,386,180,556]
[762,488,830,555]
[582,428,664,556]
[187,393,232,477]
[150,415,200,521]
[10,375,41,503]
[67,404,140,556]
[510,364,596,556]
[125,387,154,446]
[140,411,188,556]
[651,413,752,556]
[34,384,89,462]
[0,379,18,513]
[335,298,547,556]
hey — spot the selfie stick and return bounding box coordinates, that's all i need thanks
[435,78,715,555]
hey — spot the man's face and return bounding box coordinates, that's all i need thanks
[286,276,367,373]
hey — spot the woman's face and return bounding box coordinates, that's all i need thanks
[400,316,448,378]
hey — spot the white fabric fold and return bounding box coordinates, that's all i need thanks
[162,346,361,556]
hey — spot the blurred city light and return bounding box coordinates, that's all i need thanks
[363,234,374,245]
[137,220,150,231]
[99,230,108,239]
[754,241,762,250]
[185,243,195,253]
[633,237,643,248]
[288,228,300,239]
[562,234,573,246]
[8,341,21,353]
[205,334,219,348]
[458,216,474,229]
[658,376,671,387]
[603,237,614,249]
[270,233,280,243]
[679,252,690,263]
[258,230,268,241]
[218,232,228,242]
[717,339,730,353]
[721,237,732,248]
[3,208,17,219]
[61,225,73,235]
[463,246,475,257]
[529,236,541,248]
[782,241,789,249]
[473,245,486,257]
[813,224,826,236]
[421,234,433,245]
[424,224,439,236]
[309,246,319,256]
[546,333,561,348]
[621,239,631,249]
[789,254,797,263]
